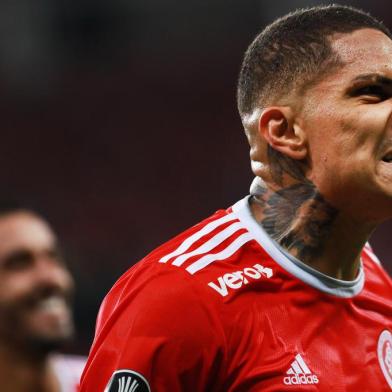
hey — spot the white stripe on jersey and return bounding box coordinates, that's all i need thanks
[186,232,253,274]
[363,242,381,265]
[172,221,245,266]
[291,361,304,375]
[295,354,311,374]
[364,245,381,265]
[159,213,237,264]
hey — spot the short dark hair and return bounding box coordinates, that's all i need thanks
[0,200,43,219]
[237,4,391,116]
[0,200,27,216]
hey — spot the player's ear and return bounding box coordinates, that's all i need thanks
[258,107,307,160]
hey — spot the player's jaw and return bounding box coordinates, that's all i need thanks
[368,112,392,215]
[376,133,392,188]
[0,284,74,353]
[24,288,74,344]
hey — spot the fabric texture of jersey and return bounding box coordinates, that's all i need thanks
[80,196,392,391]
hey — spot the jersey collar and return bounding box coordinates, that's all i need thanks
[232,196,365,298]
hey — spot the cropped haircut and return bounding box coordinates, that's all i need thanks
[0,200,43,219]
[237,4,392,117]
[0,201,26,216]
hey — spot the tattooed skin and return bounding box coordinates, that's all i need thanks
[267,146,307,184]
[251,181,338,262]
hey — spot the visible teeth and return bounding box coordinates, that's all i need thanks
[36,296,66,311]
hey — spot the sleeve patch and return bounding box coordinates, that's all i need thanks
[104,370,151,392]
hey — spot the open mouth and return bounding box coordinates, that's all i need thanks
[23,290,72,318]
[34,295,68,312]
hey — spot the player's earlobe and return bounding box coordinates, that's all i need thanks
[258,107,307,160]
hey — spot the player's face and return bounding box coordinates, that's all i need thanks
[300,28,392,222]
[0,212,74,350]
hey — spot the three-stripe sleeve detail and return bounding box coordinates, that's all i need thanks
[158,213,252,274]
[159,213,236,264]
[186,232,252,274]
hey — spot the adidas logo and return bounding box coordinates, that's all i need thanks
[283,354,319,385]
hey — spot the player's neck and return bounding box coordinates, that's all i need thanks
[250,181,374,280]
[0,340,60,392]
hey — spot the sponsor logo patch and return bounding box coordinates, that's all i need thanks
[208,263,273,297]
[378,329,392,389]
[104,370,151,392]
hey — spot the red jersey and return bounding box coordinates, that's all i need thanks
[80,196,392,391]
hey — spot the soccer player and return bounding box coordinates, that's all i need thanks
[81,5,392,391]
[0,204,85,391]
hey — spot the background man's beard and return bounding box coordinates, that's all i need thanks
[25,330,74,357]
[0,296,74,358]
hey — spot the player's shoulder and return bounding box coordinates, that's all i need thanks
[361,242,392,290]
[94,208,242,347]
[101,199,270,313]
[148,205,254,272]
[124,202,252,271]
[137,199,270,288]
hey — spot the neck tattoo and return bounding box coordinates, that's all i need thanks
[251,182,338,262]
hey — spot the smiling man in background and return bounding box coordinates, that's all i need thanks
[81,5,392,391]
[0,203,85,391]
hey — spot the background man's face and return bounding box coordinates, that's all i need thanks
[0,211,74,351]
[300,28,392,222]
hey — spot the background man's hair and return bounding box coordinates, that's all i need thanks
[0,200,26,216]
[0,200,44,219]
[237,4,391,117]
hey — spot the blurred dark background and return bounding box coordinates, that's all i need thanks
[0,0,390,354]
